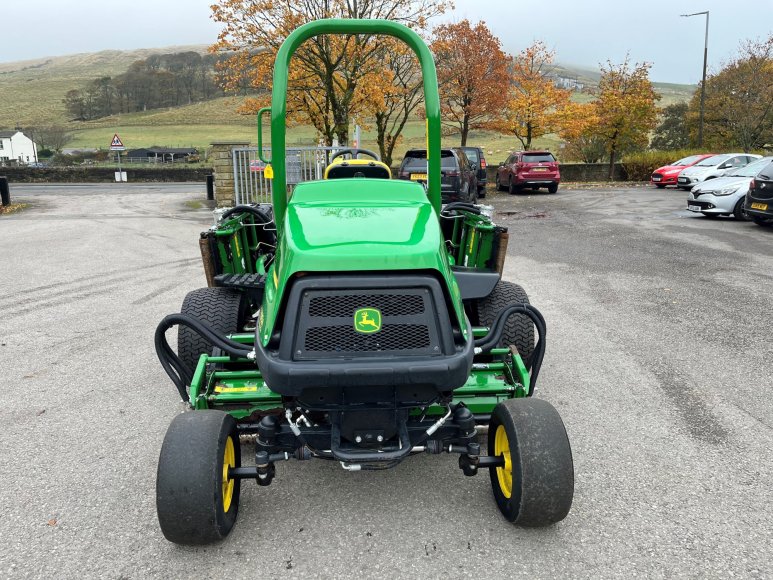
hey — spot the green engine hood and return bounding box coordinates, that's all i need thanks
[258,179,465,344]
[285,180,445,270]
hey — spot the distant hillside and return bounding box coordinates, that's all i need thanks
[0,47,697,155]
[0,45,209,127]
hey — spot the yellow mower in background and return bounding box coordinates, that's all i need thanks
[323,148,392,180]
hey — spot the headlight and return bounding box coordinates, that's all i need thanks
[714,186,739,196]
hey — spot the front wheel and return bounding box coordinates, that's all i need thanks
[488,399,574,526]
[655,184,666,189]
[733,198,749,221]
[156,411,242,544]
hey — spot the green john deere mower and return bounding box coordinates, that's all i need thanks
[155,19,573,545]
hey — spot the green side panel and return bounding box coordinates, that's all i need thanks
[258,181,466,344]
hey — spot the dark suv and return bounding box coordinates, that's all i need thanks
[398,148,478,203]
[745,159,773,227]
[496,150,560,194]
[460,146,488,198]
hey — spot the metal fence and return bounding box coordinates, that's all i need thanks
[232,146,344,205]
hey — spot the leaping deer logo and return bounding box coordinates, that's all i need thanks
[354,308,382,333]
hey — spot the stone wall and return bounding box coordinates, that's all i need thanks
[210,140,250,207]
[0,167,212,183]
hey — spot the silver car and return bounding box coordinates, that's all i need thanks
[687,156,773,220]
[677,153,761,190]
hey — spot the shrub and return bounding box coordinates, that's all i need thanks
[621,149,707,181]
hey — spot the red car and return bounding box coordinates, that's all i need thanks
[650,154,715,188]
[495,150,560,194]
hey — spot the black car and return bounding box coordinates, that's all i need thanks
[398,148,478,203]
[745,159,773,226]
[460,146,488,198]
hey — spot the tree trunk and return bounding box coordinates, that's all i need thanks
[461,115,469,146]
[608,143,617,180]
[526,123,532,149]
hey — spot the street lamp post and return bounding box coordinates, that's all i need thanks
[680,10,709,147]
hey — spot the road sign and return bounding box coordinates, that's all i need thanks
[110,134,125,151]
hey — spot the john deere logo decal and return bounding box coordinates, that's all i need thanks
[354,308,382,334]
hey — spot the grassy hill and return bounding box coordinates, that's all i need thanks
[0,46,696,161]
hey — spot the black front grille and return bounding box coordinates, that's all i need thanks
[308,294,424,317]
[305,324,431,352]
[291,285,444,360]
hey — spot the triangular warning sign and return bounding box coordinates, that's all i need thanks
[110,134,124,148]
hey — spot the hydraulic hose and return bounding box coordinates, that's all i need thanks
[155,313,253,403]
[441,202,481,216]
[474,303,547,394]
[220,204,276,245]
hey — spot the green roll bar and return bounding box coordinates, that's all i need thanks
[260,19,442,231]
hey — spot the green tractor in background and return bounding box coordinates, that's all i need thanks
[154,19,573,545]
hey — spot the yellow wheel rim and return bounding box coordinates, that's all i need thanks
[221,436,235,513]
[494,424,512,499]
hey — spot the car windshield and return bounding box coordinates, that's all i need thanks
[727,157,773,177]
[522,153,555,163]
[697,154,731,167]
[403,153,457,171]
[462,148,479,162]
[672,155,703,166]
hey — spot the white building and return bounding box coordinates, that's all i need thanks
[0,130,38,165]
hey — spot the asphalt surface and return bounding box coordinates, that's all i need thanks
[0,182,771,579]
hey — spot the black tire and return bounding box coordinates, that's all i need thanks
[474,280,535,366]
[548,183,559,194]
[178,287,249,380]
[478,185,486,199]
[488,398,574,526]
[655,184,666,189]
[157,410,241,544]
[495,175,506,192]
[733,198,749,221]
[752,216,773,227]
[508,178,521,195]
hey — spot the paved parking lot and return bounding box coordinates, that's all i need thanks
[1,183,771,578]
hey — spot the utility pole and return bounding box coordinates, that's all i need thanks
[680,11,709,147]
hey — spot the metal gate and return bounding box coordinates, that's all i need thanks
[232,146,343,205]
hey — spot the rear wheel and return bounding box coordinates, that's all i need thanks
[488,398,574,526]
[508,179,521,195]
[733,198,749,221]
[156,410,242,544]
[178,287,250,381]
[495,175,505,192]
[548,183,559,194]
[474,281,535,366]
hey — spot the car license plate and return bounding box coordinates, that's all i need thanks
[751,202,768,210]
[652,176,661,182]
[410,173,427,181]
[688,204,701,211]
[678,177,687,182]
[533,167,547,172]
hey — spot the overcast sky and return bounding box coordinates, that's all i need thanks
[1,0,771,84]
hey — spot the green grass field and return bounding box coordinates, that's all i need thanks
[0,45,695,162]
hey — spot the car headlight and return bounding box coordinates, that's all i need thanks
[714,186,738,196]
